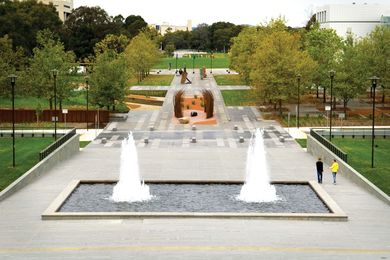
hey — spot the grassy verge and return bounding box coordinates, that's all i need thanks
[80,141,91,148]
[0,137,54,191]
[154,54,229,69]
[128,90,167,97]
[331,138,390,195]
[221,90,257,106]
[128,74,174,86]
[214,75,247,86]
[295,139,307,148]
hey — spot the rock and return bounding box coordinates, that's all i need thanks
[178,117,190,124]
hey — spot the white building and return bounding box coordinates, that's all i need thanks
[316,3,390,38]
[151,20,192,36]
[19,0,73,22]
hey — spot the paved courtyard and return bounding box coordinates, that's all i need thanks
[0,71,389,259]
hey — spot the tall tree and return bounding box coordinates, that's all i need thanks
[209,22,242,51]
[124,15,147,38]
[94,34,130,55]
[190,23,210,50]
[0,0,62,55]
[250,30,317,114]
[305,25,342,101]
[334,33,366,117]
[61,6,115,60]
[27,30,76,109]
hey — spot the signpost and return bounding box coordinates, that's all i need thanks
[325,106,331,128]
[62,109,68,129]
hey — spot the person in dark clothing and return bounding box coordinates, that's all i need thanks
[316,158,323,183]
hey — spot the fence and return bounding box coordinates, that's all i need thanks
[0,109,109,124]
[310,129,348,162]
[314,128,390,139]
[0,127,71,138]
[39,128,76,161]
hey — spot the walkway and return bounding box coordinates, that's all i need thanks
[0,72,389,259]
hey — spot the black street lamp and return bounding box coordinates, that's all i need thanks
[85,76,89,131]
[9,74,17,167]
[175,54,178,74]
[370,76,379,168]
[52,69,58,140]
[192,55,195,74]
[210,52,213,74]
[296,74,301,129]
[329,70,335,141]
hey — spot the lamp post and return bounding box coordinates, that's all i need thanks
[329,70,335,141]
[192,55,195,74]
[210,52,213,74]
[9,74,17,167]
[296,74,301,129]
[370,76,379,168]
[52,69,58,140]
[175,53,178,74]
[85,76,89,131]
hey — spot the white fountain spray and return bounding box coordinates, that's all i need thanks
[111,132,152,202]
[237,128,278,203]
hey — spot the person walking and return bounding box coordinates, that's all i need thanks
[329,159,339,184]
[316,158,323,183]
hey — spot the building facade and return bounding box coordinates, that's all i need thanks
[19,0,73,22]
[152,20,192,36]
[316,3,390,38]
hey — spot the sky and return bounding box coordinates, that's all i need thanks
[74,0,390,27]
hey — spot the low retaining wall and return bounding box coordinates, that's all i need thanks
[0,134,80,202]
[307,135,390,206]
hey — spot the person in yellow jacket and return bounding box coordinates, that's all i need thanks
[330,159,339,184]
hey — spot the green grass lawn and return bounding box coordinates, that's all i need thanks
[221,90,257,106]
[331,138,390,195]
[295,139,307,148]
[0,91,91,110]
[214,75,247,86]
[0,137,54,191]
[80,141,91,148]
[128,90,167,97]
[129,74,174,86]
[154,53,230,69]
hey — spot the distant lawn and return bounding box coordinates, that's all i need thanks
[214,75,247,86]
[128,74,174,86]
[331,138,390,195]
[128,90,167,97]
[221,90,257,106]
[0,137,54,191]
[0,91,92,110]
[154,53,229,69]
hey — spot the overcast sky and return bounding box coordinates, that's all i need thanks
[74,0,389,27]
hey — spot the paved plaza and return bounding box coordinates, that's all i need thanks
[0,71,389,259]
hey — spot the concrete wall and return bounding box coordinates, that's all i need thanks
[307,135,390,205]
[0,134,79,202]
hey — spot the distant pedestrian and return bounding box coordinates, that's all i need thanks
[316,158,323,183]
[329,159,339,184]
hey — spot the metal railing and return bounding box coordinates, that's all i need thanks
[310,129,348,163]
[39,128,76,161]
[0,127,72,138]
[314,128,390,139]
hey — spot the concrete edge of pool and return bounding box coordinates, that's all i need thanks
[41,180,348,221]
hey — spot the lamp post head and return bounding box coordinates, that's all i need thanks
[297,74,301,81]
[370,76,380,88]
[52,69,58,78]
[85,75,89,85]
[329,70,335,78]
[9,74,17,84]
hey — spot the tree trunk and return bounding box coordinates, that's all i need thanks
[49,98,53,110]
[316,86,319,98]
[278,99,282,116]
[323,87,326,103]
[333,97,336,109]
[343,99,348,120]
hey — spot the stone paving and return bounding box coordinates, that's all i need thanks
[0,71,390,259]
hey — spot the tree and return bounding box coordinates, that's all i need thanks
[357,25,390,103]
[209,22,242,51]
[190,23,210,50]
[94,34,130,55]
[61,6,116,60]
[305,25,342,101]
[125,32,160,82]
[0,0,62,55]
[27,30,76,109]
[334,33,366,117]
[163,30,192,50]
[0,35,26,96]
[250,30,317,114]
[124,15,147,38]
[89,51,127,110]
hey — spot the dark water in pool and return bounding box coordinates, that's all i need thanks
[59,184,329,213]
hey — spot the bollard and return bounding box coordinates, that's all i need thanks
[112,127,117,132]
[191,137,196,143]
[144,138,149,144]
[101,138,107,144]
[149,125,154,131]
[239,136,244,143]
[192,125,196,131]
[279,136,285,143]
[234,125,238,130]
